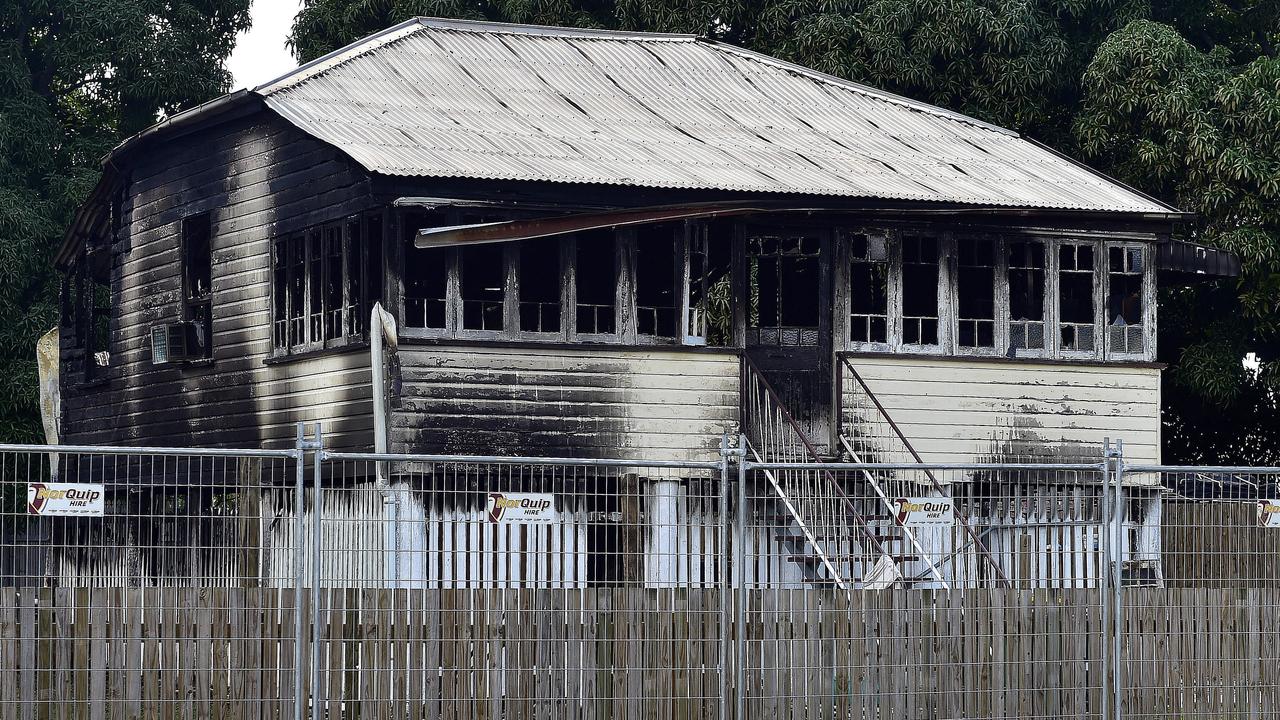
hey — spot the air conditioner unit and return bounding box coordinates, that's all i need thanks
[150,322,205,364]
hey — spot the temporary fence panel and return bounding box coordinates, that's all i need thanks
[1118,465,1280,720]
[0,443,304,720]
[3,433,1280,719]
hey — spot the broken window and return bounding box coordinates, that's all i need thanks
[635,224,679,338]
[74,255,112,379]
[1058,242,1096,353]
[1007,240,1046,351]
[460,243,506,332]
[955,238,996,349]
[271,212,386,352]
[402,212,450,331]
[1107,245,1145,354]
[518,237,562,334]
[848,232,889,344]
[748,233,821,346]
[900,234,939,347]
[181,213,213,359]
[686,221,733,346]
[324,225,344,341]
[575,230,617,335]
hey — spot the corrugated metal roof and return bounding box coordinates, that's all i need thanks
[252,17,1176,215]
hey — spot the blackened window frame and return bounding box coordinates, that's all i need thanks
[180,213,214,360]
[271,210,384,356]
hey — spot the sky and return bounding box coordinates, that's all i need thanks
[226,1,305,91]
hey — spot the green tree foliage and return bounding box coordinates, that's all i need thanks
[0,1,251,441]
[1076,19,1280,463]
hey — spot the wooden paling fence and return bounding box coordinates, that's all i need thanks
[2,586,1279,719]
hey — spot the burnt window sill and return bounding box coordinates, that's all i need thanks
[266,339,370,366]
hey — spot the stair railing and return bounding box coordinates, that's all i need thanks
[838,354,1011,587]
[741,354,889,591]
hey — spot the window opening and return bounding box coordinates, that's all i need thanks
[460,243,506,332]
[635,225,679,338]
[181,213,213,358]
[343,219,364,337]
[518,237,562,333]
[575,230,617,335]
[324,225,344,341]
[900,234,939,346]
[956,238,997,349]
[272,212,384,352]
[748,233,821,346]
[686,221,733,346]
[403,213,450,331]
[1059,242,1096,352]
[849,232,889,344]
[1108,245,1145,354]
[1008,240,1046,351]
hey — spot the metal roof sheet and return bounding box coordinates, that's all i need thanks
[253,17,1176,215]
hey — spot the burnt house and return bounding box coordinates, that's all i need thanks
[52,18,1235,589]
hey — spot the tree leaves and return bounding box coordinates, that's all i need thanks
[0,0,250,442]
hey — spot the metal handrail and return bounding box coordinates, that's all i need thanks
[741,354,888,563]
[838,354,1012,587]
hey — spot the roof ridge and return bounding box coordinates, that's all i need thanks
[413,16,698,41]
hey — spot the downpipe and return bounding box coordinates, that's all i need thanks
[371,302,401,587]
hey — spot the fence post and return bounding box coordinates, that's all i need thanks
[736,433,748,720]
[1101,438,1112,720]
[310,423,324,720]
[293,424,307,720]
[1109,439,1125,720]
[719,433,731,720]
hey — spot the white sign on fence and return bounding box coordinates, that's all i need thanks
[485,492,556,524]
[27,482,105,517]
[893,497,954,528]
[1258,500,1280,528]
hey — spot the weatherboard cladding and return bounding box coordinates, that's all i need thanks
[254,18,1171,214]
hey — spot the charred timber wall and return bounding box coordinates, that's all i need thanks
[391,343,741,462]
[60,114,378,450]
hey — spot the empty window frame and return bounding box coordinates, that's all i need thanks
[955,237,997,350]
[848,232,890,345]
[685,221,733,346]
[575,230,618,336]
[1058,242,1097,354]
[635,224,679,339]
[181,213,213,359]
[1007,240,1047,352]
[73,255,112,379]
[748,233,821,347]
[900,234,941,348]
[1107,244,1146,355]
[517,237,563,335]
[460,242,507,333]
[272,213,383,353]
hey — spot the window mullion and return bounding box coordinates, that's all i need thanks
[939,231,955,354]
[887,231,903,351]
[994,236,1010,357]
[1093,240,1106,361]
[564,236,577,339]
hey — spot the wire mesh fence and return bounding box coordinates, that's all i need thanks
[0,443,304,720]
[2,434,1280,718]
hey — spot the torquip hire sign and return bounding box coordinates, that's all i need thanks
[27,482,105,517]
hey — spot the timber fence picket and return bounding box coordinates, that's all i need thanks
[2,434,1280,718]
